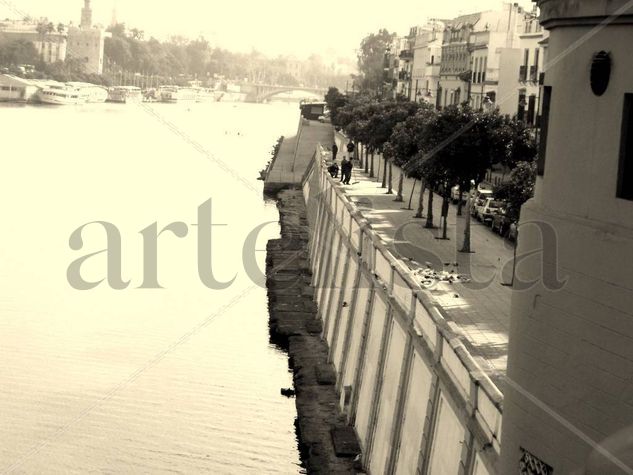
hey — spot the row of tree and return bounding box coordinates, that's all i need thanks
[0,21,350,88]
[324,87,537,251]
[104,23,347,89]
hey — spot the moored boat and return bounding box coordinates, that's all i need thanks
[107,86,143,103]
[159,86,198,102]
[36,83,85,105]
[66,82,108,103]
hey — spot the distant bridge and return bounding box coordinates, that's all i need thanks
[240,83,327,103]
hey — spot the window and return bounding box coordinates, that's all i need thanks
[534,48,540,70]
[527,95,537,125]
[617,94,633,200]
[538,86,552,176]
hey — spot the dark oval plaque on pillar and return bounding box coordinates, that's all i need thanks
[591,51,611,96]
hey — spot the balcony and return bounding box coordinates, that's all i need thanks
[529,65,538,82]
[399,49,413,60]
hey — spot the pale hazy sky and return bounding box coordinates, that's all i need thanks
[1,0,534,59]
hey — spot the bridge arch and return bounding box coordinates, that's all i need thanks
[249,85,326,103]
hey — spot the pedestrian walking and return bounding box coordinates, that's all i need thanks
[346,141,355,157]
[341,157,353,185]
[332,142,338,161]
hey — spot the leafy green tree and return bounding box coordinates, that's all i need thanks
[384,102,435,203]
[0,39,39,67]
[324,87,348,125]
[494,160,537,220]
[335,95,377,174]
[357,29,396,94]
[405,152,448,229]
[407,105,496,242]
[489,117,537,179]
[360,101,418,191]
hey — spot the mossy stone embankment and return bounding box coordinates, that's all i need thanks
[266,189,361,474]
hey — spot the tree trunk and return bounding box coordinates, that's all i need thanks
[369,152,375,178]
[457,184,463,216]
[395,171,404,202]
[356,141,361,168]
[387,161,394,194]
[425,186,434,228]
[415,179,426,218]
[364,146,369,174]
[381,155,387,188]
[441,193,449,239]
[460,193,473,253]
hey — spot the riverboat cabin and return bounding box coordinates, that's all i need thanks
[300,101,326,120]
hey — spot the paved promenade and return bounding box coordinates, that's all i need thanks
[265,120,513,388]
[264,119,333,194]
[335,139,513,389]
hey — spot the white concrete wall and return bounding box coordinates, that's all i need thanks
[500,2,633,473]
[394,352,433,475]
[303,142,504,474]
[427,392,467,474]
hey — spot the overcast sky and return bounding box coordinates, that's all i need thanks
[1,0,535,59]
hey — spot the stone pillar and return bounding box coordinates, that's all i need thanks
[500,1,633,474]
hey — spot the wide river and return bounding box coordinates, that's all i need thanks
[0,101,303,473]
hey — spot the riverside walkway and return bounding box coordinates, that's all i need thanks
[264,118,333,194]
[334,138,513,390]
[265,119,512,389]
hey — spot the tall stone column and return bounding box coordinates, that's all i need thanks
[500,1,633,474]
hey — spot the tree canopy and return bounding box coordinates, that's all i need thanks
[357,29,396,94]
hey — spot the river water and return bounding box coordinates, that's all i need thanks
[0,101,303,473]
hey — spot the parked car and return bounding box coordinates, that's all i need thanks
[478,198,505,224]
[492,206,520,239]
[471,189,494,217]
[491,208,509,235]
[451,185,469,204]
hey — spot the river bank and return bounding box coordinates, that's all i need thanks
[266,190,361,473]
[264,116,502,474]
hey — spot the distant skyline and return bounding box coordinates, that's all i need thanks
[1,0,535,59]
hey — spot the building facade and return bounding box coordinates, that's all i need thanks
[438,14,476,108]
[497,10,549,124]
[396,27,418,99]
[410,21,444,105]
[0,20,68,64]
[438,3,525,110]
[500,0,633,473]
[384,36,406,99]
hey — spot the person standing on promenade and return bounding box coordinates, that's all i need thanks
[341,157,353,185]
[332,142,338,161]
[346,141,355,161]
[340,157,349,183]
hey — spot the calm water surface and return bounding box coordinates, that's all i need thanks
[0,101,302,473]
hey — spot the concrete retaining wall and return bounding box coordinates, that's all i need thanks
[302,144,504,475]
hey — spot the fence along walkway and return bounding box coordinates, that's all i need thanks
[302,143,503,475]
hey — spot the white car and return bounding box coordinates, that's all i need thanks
[471,189,493,216]
[478,198,505,224]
